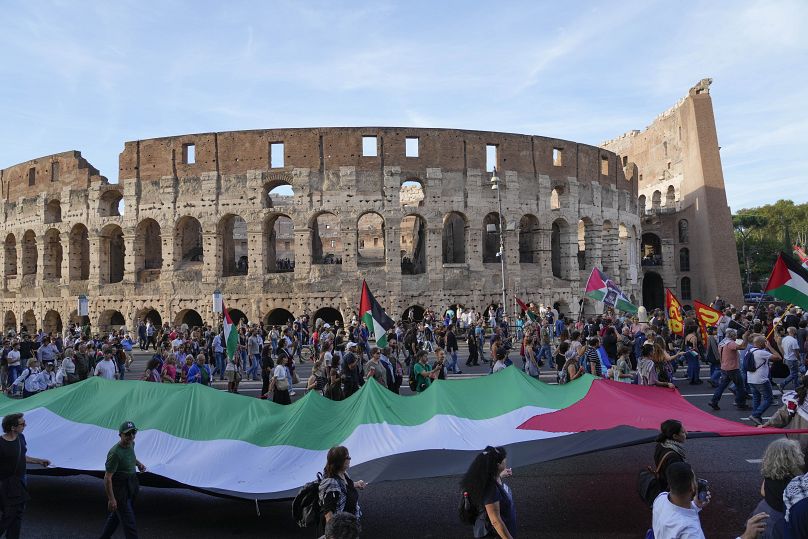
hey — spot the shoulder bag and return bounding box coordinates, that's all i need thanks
[637,450,677,507]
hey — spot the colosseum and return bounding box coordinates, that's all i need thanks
[0,123,649,333]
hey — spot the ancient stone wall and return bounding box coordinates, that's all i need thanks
[1,128,641,333]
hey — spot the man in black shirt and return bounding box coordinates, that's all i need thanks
[0,413,50,539]
[17,335,36,367]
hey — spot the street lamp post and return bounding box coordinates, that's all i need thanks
[490,169,507,320]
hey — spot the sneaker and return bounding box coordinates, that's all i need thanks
[708,402,720,411]
[750,415,763,426]
[455,370,463,375]
[289,390,297,396]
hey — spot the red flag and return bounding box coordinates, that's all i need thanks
[666,289,684,336]
[693,300,722,346]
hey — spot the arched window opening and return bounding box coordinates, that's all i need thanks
[175,216,203,268]
[638,195,646,215]
[99,190,123,217]
[518,215,540,264]
[264,182,294,209]
[45,199,61,224]
[577,219,594,271]
[69,224,90,281]
[401,214,426,275]
[220,215,248,276]
[43,310,62,334]
[641,233,662,267]
[665,185,676,207]
[313,307,343,327]
[4,311,16,332]
[401,305,425,323]
[311,212,341,265]
[22,310,37,334]
[442,212,467,264]
[136,308,162,328]
[4,234,17,280]
[678,219,689,243]
[483,213,501,263]
[551,219,567,279]
[100,224,125,284]
[21,230,38,277]
[135,219,162,282]
[400,180,425,208]
[99,310,127,332]
[681,277,692,300]
[643,272,665,310]
[265,214,294,272]
[357,212,385,265]
[651,190,662,210]
[175,309,204,329]
[265,308,294,326]
[43,229,62,281]
[679,248,690,272]
[550,188,561,210]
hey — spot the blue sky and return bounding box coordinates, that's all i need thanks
[1,0,805,211]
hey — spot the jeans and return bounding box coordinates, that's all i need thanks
[750,381,773,419]
[99,497,138,539]
[686,353,701,383]
[7,365,21,386]
[446,350,460,373]
[537,345,552,366]
[709,364,721,385]
[214,352,225,380]
[247,353,260,380]
[783,360,801,390]
[711,369,747,406]
[270,338,278,356]
[117,362,126,380]
[0,500,24,539]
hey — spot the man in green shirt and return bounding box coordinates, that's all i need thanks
[413,351,438,392]
[100,421,146,539]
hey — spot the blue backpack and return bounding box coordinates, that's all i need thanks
[743,347,759,373]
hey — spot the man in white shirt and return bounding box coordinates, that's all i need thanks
[94,350,118,380]
[782,327,802,391]
[747,335,782,425]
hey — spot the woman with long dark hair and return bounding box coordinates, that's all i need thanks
[653,419,687,493]
[460,446,516,538]
[318,446,367,526]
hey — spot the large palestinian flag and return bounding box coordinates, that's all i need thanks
[765,252,808,310]
[2,369,792,500]
[359,280,394,348]
[584,267,638,313]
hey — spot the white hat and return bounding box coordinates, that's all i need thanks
[346,342,358,349]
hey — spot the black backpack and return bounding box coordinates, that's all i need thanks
[292,472,322,528]
[743,347,759,373]
[458,491,480,524]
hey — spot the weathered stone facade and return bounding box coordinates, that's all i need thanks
[0,128,642,333]
[602,79,744,309]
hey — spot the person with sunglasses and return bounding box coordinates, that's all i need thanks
[100,421,147,539]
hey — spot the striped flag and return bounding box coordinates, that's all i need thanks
[584,267,637,314]
[222,301,239,360]
[765,252,808,310]
[359,280,394,348]
[514,296,539,322]
[794,245,808,271]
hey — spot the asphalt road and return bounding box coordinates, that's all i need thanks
[18,347,786,538]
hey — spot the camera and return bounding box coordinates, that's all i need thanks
[697,478,709,502]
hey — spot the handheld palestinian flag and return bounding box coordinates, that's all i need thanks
[765,252,808,310]
[584,267,638,314]
[222,302,239,360]
[4,370,797,500]
[514,296,539,322]
[360,280,394,348]
[794,245,808,271]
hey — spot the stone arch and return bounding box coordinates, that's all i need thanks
[519,214,540,264]
[21,309,36,334]
[174,216,203,268]
[553,300,570,319]
[357,212,385,265]
[642,271,665,311]
[227,308,247,326]
[551,218,569,279]
[482,212,501,263]
[638,195,646,215]
[311,212,341,265]
[43,228,62,281]
[442,211,467,264]
[263,181,294,210]
[99,224,125,284]
[218,214,248,276]
[69,224,90,281]
[400,179,425,208]
[313,307,343,327]
[681,277,692,301]
[21,230,37,277]
[678,219,689,243]
[665,185,676,207]
[136,307,162,327]
[651,190,662,210]
[175,309,204,328]
[4,234,17,280]
[135,218,163,281]
[641,233,662,266]
[98,190,122,217]
[45,199,61,224]
[401,305,425,323]
[98,310,126,332]
[265,308,294,326]
[577,218,595,271]
[69,310,90,328]
[679,247,690,272]
[601,220,616,275]
[264,213,294,272]
[550,187,561,210]
[43,310,62,334]
[4,311,16,333]
[400,214,427,275]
